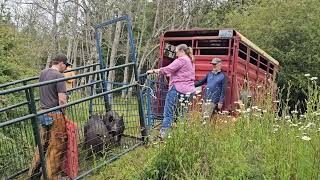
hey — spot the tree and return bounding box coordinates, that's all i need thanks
[217,0,320,110]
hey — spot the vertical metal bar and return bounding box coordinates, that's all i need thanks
[95,29,111,112]
[89,80,94,117]
[147,79,151,129]
[26,87,48,180]
[127,16,148,141]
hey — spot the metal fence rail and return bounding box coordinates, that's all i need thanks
[0,16,147,180]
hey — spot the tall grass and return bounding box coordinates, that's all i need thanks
[139,78,320,179]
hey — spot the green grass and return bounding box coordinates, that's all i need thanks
[90,79,320,179]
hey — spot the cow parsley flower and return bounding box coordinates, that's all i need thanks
[301,136,311,141]
[310,77,318,81]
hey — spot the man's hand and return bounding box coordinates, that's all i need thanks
[217,103,223,109]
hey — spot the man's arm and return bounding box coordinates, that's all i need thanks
[57,75,67,112]
[58,93,67,106]
[195,74,208,87]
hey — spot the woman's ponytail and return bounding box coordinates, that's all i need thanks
[187,47,195,63]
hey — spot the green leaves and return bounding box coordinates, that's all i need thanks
[0,24,38,84]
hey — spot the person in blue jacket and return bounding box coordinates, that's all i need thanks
[195,58,227,120]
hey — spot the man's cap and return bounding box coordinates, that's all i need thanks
[52,53,72,67]
[210,58,222,64]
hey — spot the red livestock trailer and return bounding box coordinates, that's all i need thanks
[150,29,279,119]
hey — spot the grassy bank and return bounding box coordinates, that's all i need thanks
[92,78,320,179]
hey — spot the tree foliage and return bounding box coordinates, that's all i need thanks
[0,24,39,84]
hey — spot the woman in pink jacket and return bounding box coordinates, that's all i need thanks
[147,44,196,138]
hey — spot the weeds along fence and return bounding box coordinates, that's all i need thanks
[0,16,148,179]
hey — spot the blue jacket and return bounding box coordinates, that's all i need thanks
[195,71,227,104]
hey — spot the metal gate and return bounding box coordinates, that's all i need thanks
[0,15,147,179]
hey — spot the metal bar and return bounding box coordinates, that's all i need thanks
[0,84,136,128]
[27,88,48,180]
[0,62,135,95]
[5,167,29,179]
[0,114,34,127]
[0,76,38,89]
[127,16,148,141]
[64,63,100,73]
[95,29,111,112]
[75,141,142,179]
[68,80,103,92]
[0,63,100,89]
[88,80,94,117]
[95,15,128,29]
[0,101,29,113]
[147,79,151,129]
[163,36,232,41]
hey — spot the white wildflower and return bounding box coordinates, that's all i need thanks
[304,74,311,77]
[285,115,291,120]
[246,108,251,113]
[310,77,318,81]
[305,122,316,128]
[299,114,306,118]
[301,136,311,141]
[262,110,267,113]
[289,124,298,127]
[291,110,298,114]
[273,128,279,133]
[202,121,207,125]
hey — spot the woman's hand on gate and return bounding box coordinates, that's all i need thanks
[147,69,160,74]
